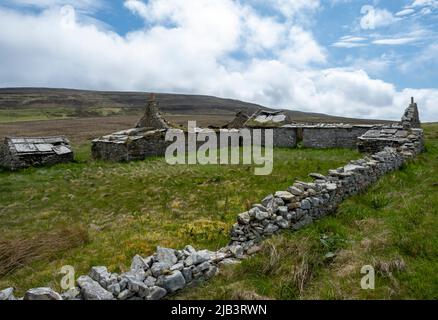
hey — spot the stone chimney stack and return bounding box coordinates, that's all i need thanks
[401,97,421,129]
[135,93,170,129]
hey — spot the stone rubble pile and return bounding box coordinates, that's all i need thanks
[0,246,238,301]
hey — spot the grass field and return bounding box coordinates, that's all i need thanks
[177,124,438,300]
[0,106,141,123]
[0,142,359,295]
[0,114,235,146]
[0,119,436,299]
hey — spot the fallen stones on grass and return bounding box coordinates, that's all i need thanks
[0,287,15,300]
[131,254,153,271]
[237,212,251,224]
[157,270,186,293]
[61,287,81,300]
[77,275,114,300]
[274,191,295,202]
[155,247,178,265]
[148,286,167,300]
[24,288,62,300]
[151,262,171,277]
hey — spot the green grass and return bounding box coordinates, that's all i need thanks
[0,143,359,295]
[0,108,71,123]
[177,124,438,300]
[0,106,140,123]
[2,125,436,299]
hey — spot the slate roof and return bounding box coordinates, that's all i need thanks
[6,136,72,155]
[244,109,292,128]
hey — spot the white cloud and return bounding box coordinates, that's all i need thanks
[340,36,367,42]
[248,0,320,18]
[123,0,148,19]
[0,1,437,121]
[332,35,368,48]
[278,26,326,67]
[332,42,366,48]
[398,43,438,73]
[345,55,393,76]
[395,8,415,16]
[360,8,399,30]
[243,12,286,53]
[372,37,418,45]
[412,0,438,8]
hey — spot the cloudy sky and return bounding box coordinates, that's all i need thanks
[0,0,437,121]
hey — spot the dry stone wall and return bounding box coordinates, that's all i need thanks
[93,127,297,162]
[92,128,173,162]
[272,127,297,148]
[300,125,374,149]
[229,146,411,252]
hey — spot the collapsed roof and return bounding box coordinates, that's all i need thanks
[223,111,249,129]
[244,109,293,128]
[5,137,72,155]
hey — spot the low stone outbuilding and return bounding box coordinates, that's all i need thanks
[357,126,424,154]
[0,136,74,170]
[357,98,424,154]
[92,128,175,162]
[92,94,175,162]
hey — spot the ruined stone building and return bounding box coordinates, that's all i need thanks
[357,98,424,154]
[0,136,74,170]
[92,94,176,162]
[92,95,423,162]
[91,127,175,162]
[357,126,424,154]
[223,111,249,129]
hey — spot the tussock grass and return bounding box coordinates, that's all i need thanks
[0,225,89,277]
